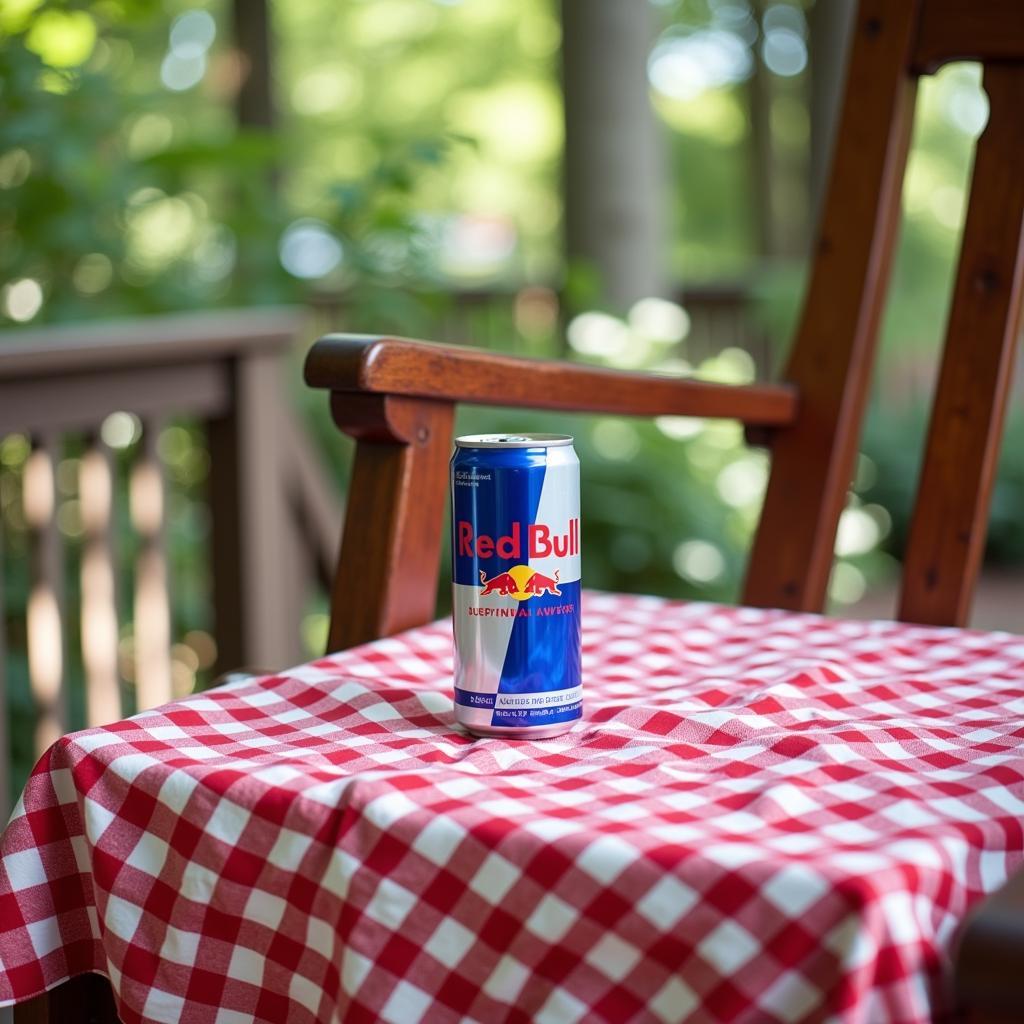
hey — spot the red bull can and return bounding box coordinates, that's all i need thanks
[451,433,581,738]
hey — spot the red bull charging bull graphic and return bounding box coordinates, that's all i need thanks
[451,434,581,738]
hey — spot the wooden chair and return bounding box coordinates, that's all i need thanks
[11,0,1024,1020]
[303,1,1024,1020]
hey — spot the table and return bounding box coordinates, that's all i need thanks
[2,593,1023,1023]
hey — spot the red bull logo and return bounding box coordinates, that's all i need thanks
[478,570,518,596]
[457,519,579,560]
[478,565,562,600]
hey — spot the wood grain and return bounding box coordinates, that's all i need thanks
[0,307,299,378]
[912,0,1024,72]
[743,0,919,613]
[305,335,798,426]
[898,65,1024,625]
[326,394,454,651]
[207,352,309,674]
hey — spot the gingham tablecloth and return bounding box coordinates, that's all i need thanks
[2,593,1024,1024]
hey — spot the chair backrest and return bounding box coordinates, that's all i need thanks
[743,0,1024,627]
[306,0,1024,652]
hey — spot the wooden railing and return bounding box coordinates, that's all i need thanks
[0,285,761,819]
[0,309,342,818]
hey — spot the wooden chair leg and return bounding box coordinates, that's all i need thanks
[325,393,455,652]
[13,975,120,1024]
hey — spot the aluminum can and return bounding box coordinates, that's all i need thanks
[451,433,581,738]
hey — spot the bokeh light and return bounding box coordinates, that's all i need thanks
[628,297,690,343]
[3,279,43,322]
[25,9,96,67]
[100,412,142,450]
[648,28,752,102]
[73,253,114,295]
[567,312,631,359]
[829,562,867,605]
[161,52,207,91]
[161,10,215,91]
[673,539,726,584]
[835,507,881,557]
[169,11,216,60]
[439,215,517,279]
[762,28,807,77]
[279,219,344,279]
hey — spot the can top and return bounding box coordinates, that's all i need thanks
[454,433,573,449]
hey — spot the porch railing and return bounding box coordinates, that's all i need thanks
[0,308,342,818]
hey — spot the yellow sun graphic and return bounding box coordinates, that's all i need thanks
[506,564,535,601]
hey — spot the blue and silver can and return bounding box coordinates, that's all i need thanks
[451,434,581,738]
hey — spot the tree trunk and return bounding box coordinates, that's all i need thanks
[561,0,667,312]
[231,0,275,130]
[748,0,778,259]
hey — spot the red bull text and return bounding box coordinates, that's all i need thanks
[451,434,581,738]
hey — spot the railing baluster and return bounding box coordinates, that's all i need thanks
[131,422,172,710]
[79,439,121,727]
[23,436,66,755]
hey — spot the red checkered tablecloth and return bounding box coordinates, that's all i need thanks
[2,593,1024,1023]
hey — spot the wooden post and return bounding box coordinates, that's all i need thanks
[208,353,306,674]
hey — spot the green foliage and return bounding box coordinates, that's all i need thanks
[0,0,1015,811]
[1,0,544,327]
[862,405,1024,570]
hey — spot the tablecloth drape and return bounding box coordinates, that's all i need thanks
[3,593,1023,1023]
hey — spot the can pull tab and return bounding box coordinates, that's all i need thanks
[497,436,531,443]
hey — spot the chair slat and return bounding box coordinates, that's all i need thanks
[898,64,1024,627]
[743,0,920,613]
[24,437,67,755]
[913,0,1024,72]
[80,441,122,726]
[131,423,172,709]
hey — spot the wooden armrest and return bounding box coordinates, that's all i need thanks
[304,335,798,427]
[955,867,1024,1016]
[306,333,798,651]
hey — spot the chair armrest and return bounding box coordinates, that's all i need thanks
[305,333,798,652]
[955,866,1024,1016]
[304,335,798,427]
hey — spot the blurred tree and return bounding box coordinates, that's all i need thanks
[0,0,1012,609]
[231,0,275,130]
[561,0,667,312]
[746,0,811,260]
[807,0,855,224]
